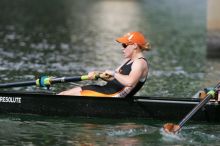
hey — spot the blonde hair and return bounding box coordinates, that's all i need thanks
[140,42,151,51]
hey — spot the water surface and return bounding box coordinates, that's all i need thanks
[0,115,220,146]
[0,0,207,97]
[1,0,218,145]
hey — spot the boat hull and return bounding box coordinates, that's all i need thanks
[0,92,219,122]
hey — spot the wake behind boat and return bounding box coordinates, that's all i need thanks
[0,91,219,122]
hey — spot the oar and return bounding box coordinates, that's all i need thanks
[0,75,100,88]
[163,82,220,134]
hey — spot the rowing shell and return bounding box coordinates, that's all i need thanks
[0,91,219,122]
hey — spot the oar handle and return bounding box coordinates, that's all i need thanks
[49,75,95,84]
[178,82,220,129]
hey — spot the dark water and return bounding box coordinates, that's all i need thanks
[1,0,219,145]
[0,114,220,146]
[0,0,207,97]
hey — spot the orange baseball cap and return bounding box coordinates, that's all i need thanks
[116,32,150,50]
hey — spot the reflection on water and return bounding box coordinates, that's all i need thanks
[0,114,220,146]
[0,0,206,97]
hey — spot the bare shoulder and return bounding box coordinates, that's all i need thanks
[133,58,148,69]
[131,58,148,77]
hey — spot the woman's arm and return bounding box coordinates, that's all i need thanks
[105,59,148,87]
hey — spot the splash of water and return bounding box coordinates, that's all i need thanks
[106,124,157,137]
[160,128,185,142]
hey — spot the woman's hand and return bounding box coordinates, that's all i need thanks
[100,70,115,81]
[87,71,101,80]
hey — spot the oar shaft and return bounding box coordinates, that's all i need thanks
[178,82,220,129]
[0,81,36,88]
[50,76,85,84]
[178,94,212,128]
[0,75,92,88]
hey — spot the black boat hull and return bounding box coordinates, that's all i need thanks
[0,92,219,122]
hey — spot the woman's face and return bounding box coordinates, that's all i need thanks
[121,43,135,58]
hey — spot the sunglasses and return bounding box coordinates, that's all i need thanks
[122,43,128,48]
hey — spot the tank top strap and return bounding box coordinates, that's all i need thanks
[124,59,132,65]
[119,59,132,70]
[137,57,149,82]
[137,57,149,68]
[138,57,147,62]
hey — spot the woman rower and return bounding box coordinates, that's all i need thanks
[59,32,151,97]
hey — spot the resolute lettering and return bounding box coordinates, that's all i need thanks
[0,96,21,103]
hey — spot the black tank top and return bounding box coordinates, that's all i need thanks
[105,57,149,97]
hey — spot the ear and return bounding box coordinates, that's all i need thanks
[133,43,138,49]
